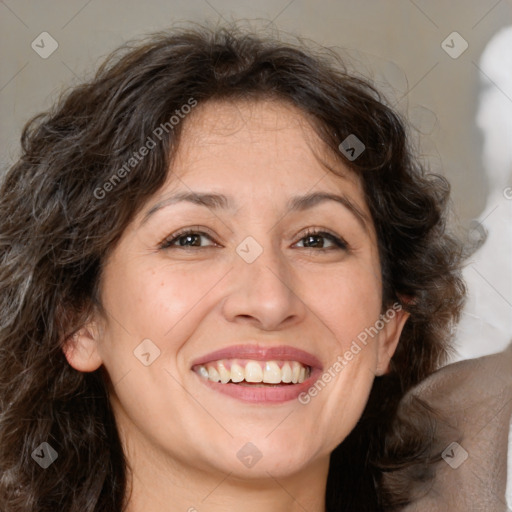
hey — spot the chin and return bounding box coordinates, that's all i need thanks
[209,436,324,479]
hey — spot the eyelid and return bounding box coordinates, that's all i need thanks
[158,226,220,249]
[295,228,349,251]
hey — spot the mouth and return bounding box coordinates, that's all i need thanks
[191,345,322,403]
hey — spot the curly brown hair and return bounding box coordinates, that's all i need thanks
[0,24,466,511]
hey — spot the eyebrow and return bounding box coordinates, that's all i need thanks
[142,191,369,230]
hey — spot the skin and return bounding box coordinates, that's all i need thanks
[64,99,409,512]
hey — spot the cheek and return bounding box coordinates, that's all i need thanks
[295,264,381,445]
[306,343,377,450]
[335,363,375,442]
[101,258,219,338]
[96,258,231,392]
[302,263,382,347]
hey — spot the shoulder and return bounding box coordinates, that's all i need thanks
[411,340,512,400]
[395,341,512,511]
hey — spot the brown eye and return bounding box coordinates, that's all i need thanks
[160,230,217,249]
[295,230,348,251]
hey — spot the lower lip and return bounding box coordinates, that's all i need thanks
[194,368,322,404]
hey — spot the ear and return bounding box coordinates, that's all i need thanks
[62,322,103,372]
[374,304,410,376]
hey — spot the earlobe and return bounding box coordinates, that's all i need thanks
[62,325,103,372]
[375,306,410,376]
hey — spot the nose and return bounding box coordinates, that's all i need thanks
[221,237,307,331]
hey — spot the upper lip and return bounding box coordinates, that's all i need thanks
[190,344,323,370]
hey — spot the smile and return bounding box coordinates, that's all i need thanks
[190,344,322,403]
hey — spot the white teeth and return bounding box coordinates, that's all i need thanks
[198,366,209,379]
[217,361,230,384]
[263,361,282,384]
[230,363,244,383]
[281,362,292,383]
[197,359,311,385]
[207,366,221,382]
[291,362,301,384]
[245,361,263,383]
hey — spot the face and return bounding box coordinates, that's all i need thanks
[65,99,408,482]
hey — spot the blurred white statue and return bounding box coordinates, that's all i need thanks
[453,26,512,362]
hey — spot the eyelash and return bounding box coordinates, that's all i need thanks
[159,227,349,252]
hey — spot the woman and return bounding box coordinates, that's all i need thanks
[0,25,509,511]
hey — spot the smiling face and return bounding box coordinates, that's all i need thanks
[64,99,408,487]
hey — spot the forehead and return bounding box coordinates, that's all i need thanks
[180,97,318,141]
[171,98,365,197]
